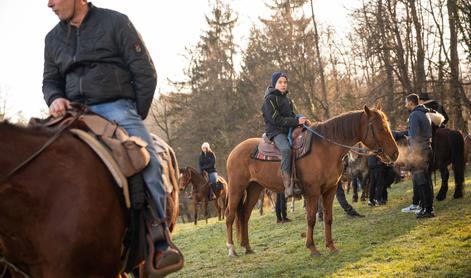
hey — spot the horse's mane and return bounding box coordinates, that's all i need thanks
[0,121,54,139]
[313,110,364,143]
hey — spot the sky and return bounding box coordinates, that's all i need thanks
[0,0,358,119]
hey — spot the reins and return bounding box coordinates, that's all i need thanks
[302,117,384,157]
[0,256,31,278]
[0,111,82,186]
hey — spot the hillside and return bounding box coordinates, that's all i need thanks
[170,170,471,277]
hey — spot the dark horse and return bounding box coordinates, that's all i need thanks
[432,128,465,200]
[224,106,398,257]
[0,122,179,277]
[179,167,228,225]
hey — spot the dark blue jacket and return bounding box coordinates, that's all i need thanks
[407,105,432,151]
[199,152,216,173]
[261,87,298,139]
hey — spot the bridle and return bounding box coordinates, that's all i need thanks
[302,115,386,158]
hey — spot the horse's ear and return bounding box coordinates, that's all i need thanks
[364,105,372,117]
[375,102,382,111]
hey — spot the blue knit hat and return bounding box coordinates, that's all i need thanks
[271,71,288,87]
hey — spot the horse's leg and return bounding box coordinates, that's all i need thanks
[291,197,295,213]
[322,186,339,253]
[436,167,449,201]
[204,200,209,224]
[305,194,321,257]
[240,183,263,254]
[214,199,221,221]
[258,191,264,216]
[352,177,358,203]
[193,199,198,225]
[226,184,246,257]
[452,158,464,199]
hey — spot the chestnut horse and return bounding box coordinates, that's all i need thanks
[179,167,228,224]
[225,106,399,257]
[0,122,179,277]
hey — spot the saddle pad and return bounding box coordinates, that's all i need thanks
[251,129,313,161]
[151,134,180,195]
[70,129,132,208]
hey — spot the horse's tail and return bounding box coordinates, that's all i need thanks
[235,190,246,243]
[449,130,465,185]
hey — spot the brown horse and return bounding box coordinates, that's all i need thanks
[179,167,228,224]
[0,122,179,277]
[224,106,398,257]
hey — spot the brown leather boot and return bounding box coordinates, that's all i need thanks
[281,171,293,198]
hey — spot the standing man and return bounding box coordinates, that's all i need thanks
[397,94,435,218]
[43,0,182,272]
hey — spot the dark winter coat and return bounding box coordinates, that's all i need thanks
[261,87,298,139]
[42,3,157,119]
[199,152,216,173]
[406,105,433,151]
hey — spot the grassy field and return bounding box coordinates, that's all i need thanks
[169,169,471,277]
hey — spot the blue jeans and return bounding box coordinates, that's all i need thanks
[208,172,218,187]
[88,99,167,220]
[273,133,292,174]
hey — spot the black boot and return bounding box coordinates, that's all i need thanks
[281,171,293,198]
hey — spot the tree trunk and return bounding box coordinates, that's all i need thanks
[447,0,465,130]
[409,0,426,93]
[310,0,330,119]
[377,0,396,127]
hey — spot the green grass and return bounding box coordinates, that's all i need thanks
[169,169,471,277]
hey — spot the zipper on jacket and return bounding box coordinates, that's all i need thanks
[73,28,80,62]
[74,28,84,99]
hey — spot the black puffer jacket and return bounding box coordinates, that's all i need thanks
[199,152,216,173]
[42,3,157,119]
[261,87,299,139]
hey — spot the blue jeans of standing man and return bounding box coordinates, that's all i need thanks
[88,99,167,220]
[273,133,292,174]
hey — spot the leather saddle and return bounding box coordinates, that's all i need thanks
[29,104,184,276]
[252,126,313,161]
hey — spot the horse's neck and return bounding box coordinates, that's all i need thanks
[190,170,207,189]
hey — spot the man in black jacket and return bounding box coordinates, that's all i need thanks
[43,0,181,271]
[261,71,306,197]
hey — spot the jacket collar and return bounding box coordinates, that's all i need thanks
[59,2,95,28]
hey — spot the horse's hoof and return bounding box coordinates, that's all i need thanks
[329,248,340,254]
[228,251,238,257]
[453,192,463,199]
[436,195,446,201]
[245,249,255,255]
[310,251,321,258]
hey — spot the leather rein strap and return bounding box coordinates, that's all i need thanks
[0,111,82,186]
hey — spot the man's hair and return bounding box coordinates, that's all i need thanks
[406,94,419,105]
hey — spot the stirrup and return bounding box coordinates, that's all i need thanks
[145,225,184,277]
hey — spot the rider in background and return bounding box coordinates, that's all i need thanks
[199,142,217,200]
[261,71,306,197]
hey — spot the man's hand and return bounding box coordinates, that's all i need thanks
[298,117,307,125]
[49,98,71,118]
